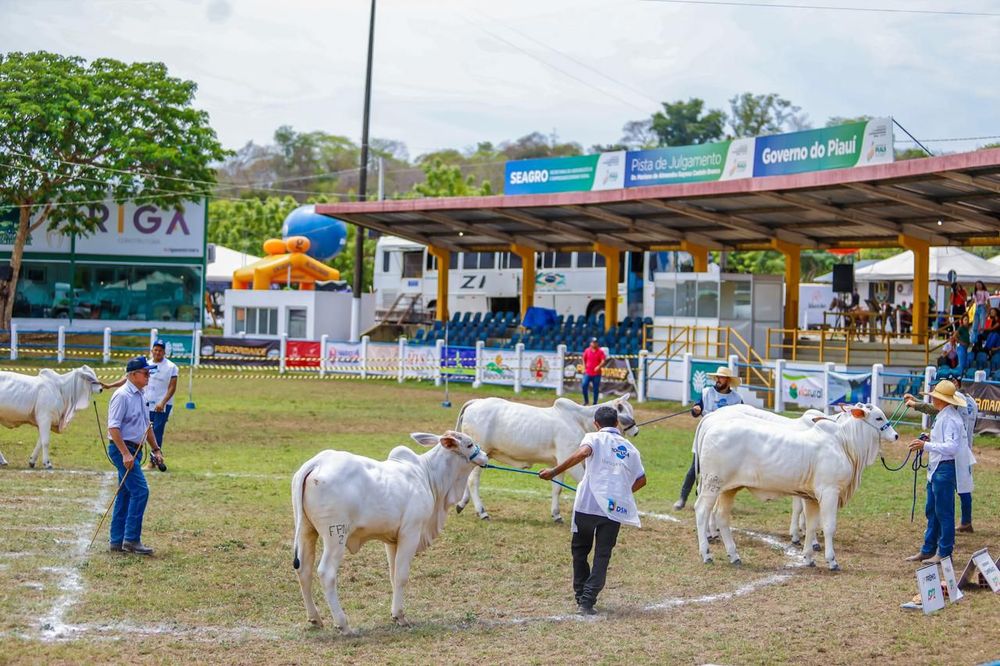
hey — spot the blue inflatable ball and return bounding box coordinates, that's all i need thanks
[280,205,348,261]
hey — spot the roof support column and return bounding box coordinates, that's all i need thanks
[771,239,801,331]
[595,242,620,330]
[680,240,709,272]
[428,246,450,323]
[511,245,536,321]
[899,234,930,343]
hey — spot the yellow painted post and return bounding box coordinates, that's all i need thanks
[428,247,450,323]
[771,239,801,333]
[680,240,709,272]
[594,243,620,330]
[511,245,536,321]
[898,234,931,344]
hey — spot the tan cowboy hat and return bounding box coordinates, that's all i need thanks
[922,379,967,408]
[706,366,741,387]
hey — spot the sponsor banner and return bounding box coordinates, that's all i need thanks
[564,352,635,396]
[199,336,279,365]
[624,138,754,187]
[159,333,194,365]
[286,340,320,368]
[405,344,439,380]
[962,382,1000,435]
[441,346,476,381]
[0,199,206,258]
[481,348,519,386]
[522,351,562,389]
[753,118,893,178]
[782,368,826,409]
[829,370,871,404]
[327,341,363,372]
[366,342,401,376]
[690,360,722,398]
[504,152,625,195]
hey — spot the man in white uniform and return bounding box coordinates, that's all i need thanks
[540,405,646,615]
[145,340,179,470]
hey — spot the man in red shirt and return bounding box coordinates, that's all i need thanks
[581,338,608,405]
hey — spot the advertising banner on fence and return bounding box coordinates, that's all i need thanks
[962,382,1000,435]
[522,351,562,389]
[441,346,476,381]
[199,336,279,365]
[160,333,194,365]
[624,138,754,187]
[782,368,826,409]
[286,340,320,368]
[366,342,401,376]
[563,353,635,396]
[481,348,519,386]
[328,341,363,372]
[504,152,625,195]
[405,345,439,380]
[829,370,872,404]
[690,360,722,398]
[753,118,893,178]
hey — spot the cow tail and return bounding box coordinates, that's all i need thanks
[455,399,474,431]
[692,417,706,493]
[291,462,316,570]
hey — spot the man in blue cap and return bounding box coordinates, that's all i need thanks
[107,355,164,555]
[145,339,179,470]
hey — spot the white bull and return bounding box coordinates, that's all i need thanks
[291,430,488,633]
[455,394,637,522]
[694,403,897,570]
[0,366,103,469]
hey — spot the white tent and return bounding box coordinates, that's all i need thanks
[208,245,261,284]
[854,247,1000,283]
[989,254,1000,266]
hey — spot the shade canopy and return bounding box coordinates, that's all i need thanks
[208,245,261,283]
[852,246,1000,283]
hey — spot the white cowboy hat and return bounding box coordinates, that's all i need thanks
[922,379,967,408]
[706,366,741,387]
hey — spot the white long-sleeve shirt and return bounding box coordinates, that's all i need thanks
[924,405,966,479]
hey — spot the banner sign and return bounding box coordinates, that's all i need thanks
[481,348,519,386]
[690,360,722,399]
[624,139,754,187]
[366,342,401,376]
[441,346,476,381]
[829,370,871,404]
[504,119,893,195]
[522,351,563,389]
[782,368,826,409]
[0,199,206,258]
[159,333,194,365]
[405,344,439,380]
[962,382,1000,435]
[563,353,635,396]
[752,118,893,178]
[199,336,279,365]
[504,152,625,195]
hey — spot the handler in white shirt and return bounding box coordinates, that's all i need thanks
[145,340,179,470]
[904,380,967,565]
[540,405,646,616]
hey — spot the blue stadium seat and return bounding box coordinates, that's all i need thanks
[990,353,1000,373]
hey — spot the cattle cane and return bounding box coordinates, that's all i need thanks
[633,407,692,428]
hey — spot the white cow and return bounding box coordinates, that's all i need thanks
[455,394,638,522]
[0,366,103,469]
[291,430,488,633]
[694,403,898,570]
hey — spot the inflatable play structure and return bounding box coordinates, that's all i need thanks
[280,205,348,262]
[230,236,340,290]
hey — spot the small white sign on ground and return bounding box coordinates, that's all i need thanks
[939,556,963,604]
[916,564,945,615]
[971,550,1000,593]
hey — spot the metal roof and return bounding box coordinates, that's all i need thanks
[316,148,1000,253]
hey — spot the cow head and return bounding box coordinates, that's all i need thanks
[411,430,489,467]
[844,402,899,443]
[76,365,103,408]
[612,393,639,437]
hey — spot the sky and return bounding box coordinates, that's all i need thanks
[2,0,1000,159]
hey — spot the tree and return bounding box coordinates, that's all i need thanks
[650,98,726,146]
[826,115,871,127]
[411,159,492,198]
[895,147,930,161]
[620,119,658,149]
[728,92,809,138]
[0,51,228,327]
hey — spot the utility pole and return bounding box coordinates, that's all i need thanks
[351,0,377,342]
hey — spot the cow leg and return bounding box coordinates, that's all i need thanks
[551,479,563,523]
[694,489,718,564]
[790,498,802,546]
[391,537,419,626]
[715,489,741,565]
[469,466,489,520]
[316,535,351,633]
[28,419,52,469]
[384,542,397,587]
[294,522,323,628]
[707,504,720,541]
[801,499,820,567]
[818,491,840,571]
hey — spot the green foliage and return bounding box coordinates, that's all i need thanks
[410,159,492,198]
[0,50,229,326]
[895,147,930,160]
[723,250,836,282]
[826,115,872,127]
[728,92,809,137]
[650,98,726,146]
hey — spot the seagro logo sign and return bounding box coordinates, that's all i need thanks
[509,169,549,185]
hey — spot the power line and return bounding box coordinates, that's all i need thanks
[894,134,1000,144]
[640,0,1000,17]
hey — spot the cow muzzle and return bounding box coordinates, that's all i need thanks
[467,444,489,468]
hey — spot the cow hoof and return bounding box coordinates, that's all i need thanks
[455,504,465,514]
[338,626,357,636]
[392,615,411,628]
[829,563,841,572]
[307,618,323,629]
[553,515,564,524]
[812,543,821,552]
[43,462,53,470]
[478,513,491,521]
[703,556,714,565]
[806,560,816,568]
[730,558,742,566]
[27,460,35,469]
[790,539,801,547]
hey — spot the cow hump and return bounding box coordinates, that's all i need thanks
[387,445,421,464]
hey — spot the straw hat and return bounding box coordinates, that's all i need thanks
[923,379,967,408]
[707,366,741,387]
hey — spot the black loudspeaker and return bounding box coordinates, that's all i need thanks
[0,264,12,281]
[832,264,854,294]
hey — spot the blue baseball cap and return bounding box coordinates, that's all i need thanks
[152,339,166,349]
[126,356,155,373]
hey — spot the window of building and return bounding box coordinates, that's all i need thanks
[449,252,458,269]
[287,308,307,339]
[554,252,573,268]
[463,252,479,269]
[577,252,595,268]
[382,251,392,274]
[402,251,423,278]
[234,307,278,335]
[478,252,495,270]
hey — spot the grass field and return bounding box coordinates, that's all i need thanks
[2,373,999,665]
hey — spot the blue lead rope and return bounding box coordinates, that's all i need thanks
[483,463,577,492]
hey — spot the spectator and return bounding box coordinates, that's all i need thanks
[955,315,971,371]
[938,333,959,369]
[950,282,967,320]
[971,281,990,343]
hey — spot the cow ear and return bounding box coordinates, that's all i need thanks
[850,407,866,419]
[439,435,459,450]
[620,392,631,402]
[410,433,440,448]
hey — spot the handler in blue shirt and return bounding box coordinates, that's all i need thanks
[107,356,164,555]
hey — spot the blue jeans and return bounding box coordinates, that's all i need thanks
[108,443,149,545]
[956,345,968,373]
[959,492,972,526]
[921,461,956,558]
[582,374,601,405]
[149,405,173,450]
[973,306,987,344]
